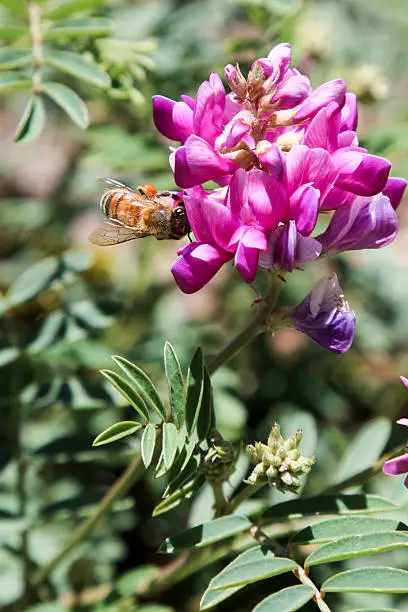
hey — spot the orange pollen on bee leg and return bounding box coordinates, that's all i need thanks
[140,183,157,197]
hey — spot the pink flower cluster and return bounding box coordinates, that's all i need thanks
[152,43,406,352]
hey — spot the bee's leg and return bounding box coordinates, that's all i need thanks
[188,230,193,242]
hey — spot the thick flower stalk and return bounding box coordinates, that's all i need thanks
[382,377,408,488]
[246,423,315,493]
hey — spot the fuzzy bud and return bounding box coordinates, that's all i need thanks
[246,424,315,493]
[200,430,235,484]
[224,63,247,100]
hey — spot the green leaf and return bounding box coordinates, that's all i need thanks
[159,515,252,553]
[200,546,266,609]
[41,82,88,129]
[322,567,408,593]
[69,300,112,329]
[290,516,405,545]
[62,250,93,272]
[116,565,160,597]
[100,370,149,422]
[163,422,178,470]
[305,531,408,567]
[44,50,110,88]
[27,310,65,353]
[92,421,142,446]
[185,347,204,435]
[44,18,111,39]
[252,585,315,612]
[0,22,26,39]
[0,50,32,70]
[332,417,392,485]
[0,348,20,368]
[141,423,156,469]
[197,366,213,441]
[0,73,31,93]
[8,257,59,306]
[164,342,184,428]
[261,494,396,521]
[112,356,167,420]
[44,0,105,19]
[14,95,46,143]
[152,475,205,517]
[164,452,200,498]
[211,557,298,591]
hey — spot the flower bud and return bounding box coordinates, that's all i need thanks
[224,63,247,100]
[246,424,315,493]
[200,430,235,484]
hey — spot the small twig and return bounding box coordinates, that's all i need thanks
[227,482,266,514]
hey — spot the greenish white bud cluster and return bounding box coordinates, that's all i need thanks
[200,430,235,484]
[246,424,315,493]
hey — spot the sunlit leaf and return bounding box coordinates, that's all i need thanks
[141,423,156,469]
[305,531,408,567]
[185,347,204,435]
[44,50,110,88]
[8,257,59,306]
[197,366,213,441]
[0,73,31,93]
[332,417,392,485]
[210,557,298,591]
[322,567,408,593]
[112,356,167,420]
[69,300,112,329]
[62,250,94,272]
[14,95,46,143]
[261,494,396,521]
[93,421,142,446]
[27,310,65,354]
[0,347,20,368]
[44,0,105,19]
[0,21,26,38]
[0,50,32,69]
[290,516,405,545]
[100,370,149,422]
[159,515,252,553]
[252,585,315,612]
[164,452,200,498]
[116,564,160,597]
[41,82,88,129]
[164,341,184,428]
[44,18,111,39]
[163,422,178,470]
[152,475,205,517]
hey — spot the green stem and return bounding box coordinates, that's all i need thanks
[211,482,228,517]
[227,482,266,513]
[320,442,407,495]
[28,2,44,93]
[207,272,283,375]
[31,453,144,588]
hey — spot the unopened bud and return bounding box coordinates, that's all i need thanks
[225,63,247,100]
[200,429,235,484]
[246,423,315,493]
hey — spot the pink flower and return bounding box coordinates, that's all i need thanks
[383,387,408,489]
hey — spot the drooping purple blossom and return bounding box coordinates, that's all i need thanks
[290,274,356,354]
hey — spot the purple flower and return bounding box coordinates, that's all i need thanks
[318,194,399,253]
[383,398,408,488]
[290,274,356,353]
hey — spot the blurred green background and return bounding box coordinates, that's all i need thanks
[1,0,408,610]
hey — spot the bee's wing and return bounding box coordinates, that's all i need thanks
[89,221,149,246]
[97,178,136,193]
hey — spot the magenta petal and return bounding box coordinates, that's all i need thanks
[234,237,263,283]
[193,73,226,144]
[382,177,407,210]
[257,140,285,178]
[334,150,391,196]
[397,417,408,427]
[303,102,340,152]
[274,74,311,109]
[259,221,321,272]
[152,95,182,141]
[267,43,292,80]
[247,169,288,229]
[340,93,358,131]
[171,242,232,294]
[320,186,355,210]
[286,145,338,201]
[295,79,346,121]
[289,183,319,235]
[172,101,194,142]
[382,454,408,476]
[174,136,237,188]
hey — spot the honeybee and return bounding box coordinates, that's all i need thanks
[89,179,189,246]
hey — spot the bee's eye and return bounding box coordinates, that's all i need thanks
[173,207,185,219]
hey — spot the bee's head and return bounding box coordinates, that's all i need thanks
[170,203,190,239]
